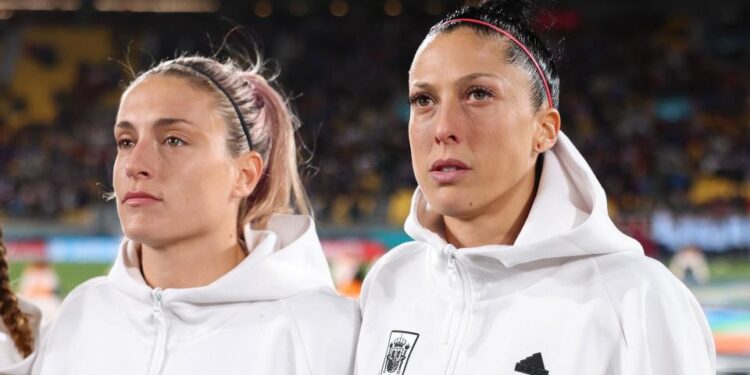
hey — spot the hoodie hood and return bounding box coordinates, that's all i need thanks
[108,214,335,305]
[405,131,643,267]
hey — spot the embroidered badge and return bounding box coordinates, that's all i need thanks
[515,352,548,375]
[380,330,419,375]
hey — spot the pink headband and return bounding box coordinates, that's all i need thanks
[441,18,554,109]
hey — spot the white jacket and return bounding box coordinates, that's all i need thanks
[32,214,360,375]
[0,298,42,375]
[356,133,715,375]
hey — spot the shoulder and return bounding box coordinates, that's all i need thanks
[359,241,429,308]
[590,251,694,301]
[40,277,111,342]
[588,251,706,320]
[285,290,360,326]
[284,291,360,375]
[52,276,111,313]
[363,241,429,286]
[589,252,715,371]
[61,276,110,301]
[30,277,113,374]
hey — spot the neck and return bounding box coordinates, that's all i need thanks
[444,163,539,248]
[139,229,247,289]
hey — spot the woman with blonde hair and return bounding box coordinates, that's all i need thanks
[32,53,359,374]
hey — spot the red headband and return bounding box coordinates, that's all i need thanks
[441,18,554,109]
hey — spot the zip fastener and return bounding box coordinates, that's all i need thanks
[442,252,458,345]
[147,288,168,375]
[443,248,472,375]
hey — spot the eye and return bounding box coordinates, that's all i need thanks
[466,86,494,102]
[164,136,185,147]
[408,93,435,108]
[116,139,134,150]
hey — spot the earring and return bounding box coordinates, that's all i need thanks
[535,140,545,152]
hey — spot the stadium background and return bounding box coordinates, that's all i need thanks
[0,0,748,372]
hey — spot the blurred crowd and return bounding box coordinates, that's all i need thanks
[0,3,748,252]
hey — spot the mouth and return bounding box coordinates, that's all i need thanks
[122,191,162,206]
[430,158,470,172]
[429,159,471,184]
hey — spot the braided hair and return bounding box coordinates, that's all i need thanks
[0,227,34,358]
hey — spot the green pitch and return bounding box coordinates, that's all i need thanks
[9,262,111,296]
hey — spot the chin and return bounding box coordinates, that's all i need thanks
[423,185,479,218]
[430,202,477,220]
[120,218,167,245]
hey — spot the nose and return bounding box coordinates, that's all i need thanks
[123,140,155,180]
[434,101,462,145]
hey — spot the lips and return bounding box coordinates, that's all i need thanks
[429,158,471,184]
[122,191,162,206]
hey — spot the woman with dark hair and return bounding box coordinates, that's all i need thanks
[0,226,41,375]
[31,54,359,374]
[356,1,715,373]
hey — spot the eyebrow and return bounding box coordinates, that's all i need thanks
[114,118,196,131]
[410,81,433,90]
[457,72,502,84]
[410,72,503,90]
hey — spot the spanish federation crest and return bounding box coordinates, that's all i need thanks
[380,330,419,375]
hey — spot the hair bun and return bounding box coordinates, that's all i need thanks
[479,0,536,29]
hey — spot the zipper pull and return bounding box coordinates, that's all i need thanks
[152,287,164,316]
[444,245,458,276]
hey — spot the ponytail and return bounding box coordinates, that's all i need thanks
[237,73,310,229]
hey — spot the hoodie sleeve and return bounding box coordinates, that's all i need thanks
[608,257,716,374]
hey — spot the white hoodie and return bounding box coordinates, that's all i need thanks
[356,133,715,375]
[32,214,360,375]
[0,298,42,375]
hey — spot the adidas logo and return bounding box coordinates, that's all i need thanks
[515,352,548,375]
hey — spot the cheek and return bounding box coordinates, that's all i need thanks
[474,109,532,150]
[408,117,435,147]
[112,157,126,191]
[408,123,430,170]
[167,164,234,221]
[188,157,235,197]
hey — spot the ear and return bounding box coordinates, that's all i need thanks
[231,151,264,199]
[532,107,561,153]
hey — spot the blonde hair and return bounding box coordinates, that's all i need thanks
[125,55,310,231]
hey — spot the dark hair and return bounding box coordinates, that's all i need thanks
[122,54,311,231]
[0,227,34,358]
[430,0,560,110]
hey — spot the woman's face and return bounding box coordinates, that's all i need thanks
[408,28,552,219]
[113,75,247,247]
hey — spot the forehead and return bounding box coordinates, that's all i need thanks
[410,27,513,82]
[117,75,218,125]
